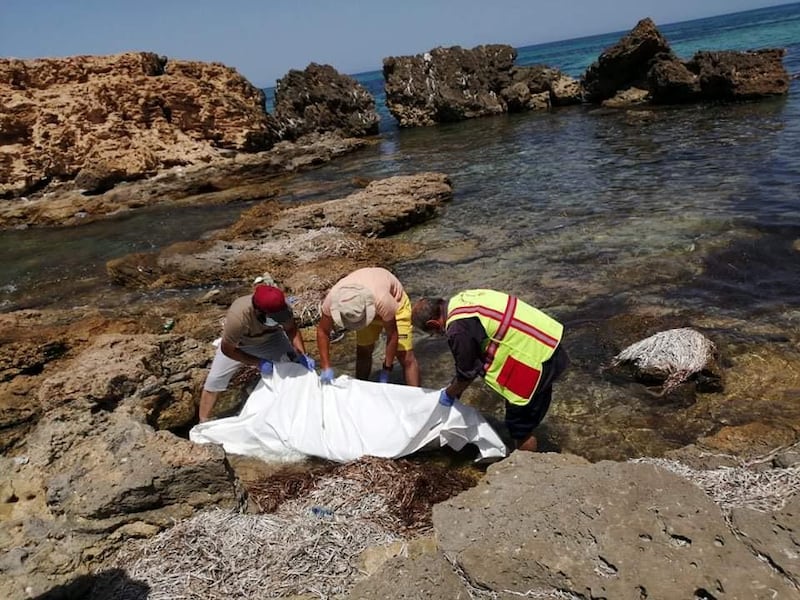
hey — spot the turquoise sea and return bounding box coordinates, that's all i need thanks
[2,3,799,459]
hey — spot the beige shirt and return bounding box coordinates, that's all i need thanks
[321,267,404,322]
[222,294,286,347]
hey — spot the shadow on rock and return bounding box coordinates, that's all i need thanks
[31,568,150,600]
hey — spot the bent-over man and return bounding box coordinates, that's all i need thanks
[198,284,314,421]
[316,267,420,386]
[412,289,569,451]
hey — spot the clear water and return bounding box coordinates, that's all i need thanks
[2,3,800,460]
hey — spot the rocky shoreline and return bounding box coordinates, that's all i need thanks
[2,165,798,597]
[1,16,798,600]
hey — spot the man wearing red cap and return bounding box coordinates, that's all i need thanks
[198,284,315,422]
[316,267,420,386]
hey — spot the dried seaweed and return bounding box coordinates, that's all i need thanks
[611,327,717,394]
[633,442,800,514]
[98,457,478,599]
[246,456,479,531]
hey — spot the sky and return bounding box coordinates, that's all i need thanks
[0,0,792,87]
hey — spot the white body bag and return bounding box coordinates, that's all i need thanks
[190,362,507,463]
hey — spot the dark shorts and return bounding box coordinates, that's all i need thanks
[504,345,570,440]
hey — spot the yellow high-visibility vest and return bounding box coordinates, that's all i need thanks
[446,289,563,406]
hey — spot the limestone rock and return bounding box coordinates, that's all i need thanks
[433,452,798,599]
[273,63,380,140]
[347,551,469,600]
[582,18,673,103]
[383,45,516,127]
[0,406,242,599]
[582,18,789,106]
[0,52,277,198]
[688,49,790,100]
[648,54,703,104]
[602,86,651,107]
[503,64,582,110]
[105,172,453,302]
[268,172,453,237]
[35,333,209,429]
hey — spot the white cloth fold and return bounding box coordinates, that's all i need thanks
[190,362,507,463]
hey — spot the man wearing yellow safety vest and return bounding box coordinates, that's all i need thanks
[412,289,569,452]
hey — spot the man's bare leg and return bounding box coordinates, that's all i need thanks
[198,389,219,422]
[355,344,374,380]
[397,350,420,386]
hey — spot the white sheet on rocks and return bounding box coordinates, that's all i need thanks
[189,362,507,463]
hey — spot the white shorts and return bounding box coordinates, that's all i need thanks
[203,333,294,392]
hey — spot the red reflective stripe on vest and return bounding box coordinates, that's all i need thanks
[483,295,516,372]
[448,305,504,321]
[448,297,559,373]
[512,319,559,348]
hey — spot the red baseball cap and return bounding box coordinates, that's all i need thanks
[252,285,292,323]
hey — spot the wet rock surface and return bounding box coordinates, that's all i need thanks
[0,133,370,229]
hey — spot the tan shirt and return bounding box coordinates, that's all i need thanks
[222,294,286,347]
[321,267,404,322]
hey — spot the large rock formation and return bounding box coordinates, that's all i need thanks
[0,399,243,599]
[273,62,380,140]
[383,45,515,127]
[383,45,581,127]
[582,18,673,103]
[0,52,278,197]
[583,18,790,106]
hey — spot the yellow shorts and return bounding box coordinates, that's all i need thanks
[356,292,414,351]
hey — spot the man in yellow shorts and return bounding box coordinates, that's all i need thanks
[316,267,420,386]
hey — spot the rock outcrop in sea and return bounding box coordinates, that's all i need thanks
[583,18,790,107]
[273,62,379,140]
[382,44,582,127]
[382,17,790,125]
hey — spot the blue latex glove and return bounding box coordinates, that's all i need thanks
[378,369,390,384]
[258,359,273,376]
[297,354,316,371]
[320,367,335,384]
[438,389,456,407]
